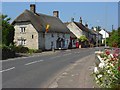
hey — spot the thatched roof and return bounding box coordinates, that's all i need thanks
[12,10,70,33]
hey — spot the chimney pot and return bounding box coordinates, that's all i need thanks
[80,17,82,24]
[71,17,74,22]
[85,23,88,28]
[53,11,59,18]
[30,4,36,13]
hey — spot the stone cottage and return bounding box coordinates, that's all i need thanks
[12,4,70,50]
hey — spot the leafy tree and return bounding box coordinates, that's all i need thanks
[1,14,15,46]
[118,27,120,48]
[79,35,88,42]
[95,26,101,32]
[107,29,119,47]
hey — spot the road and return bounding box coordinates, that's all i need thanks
[2,48,96,88]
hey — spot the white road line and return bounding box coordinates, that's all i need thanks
[0,67,15,73]
[25,60,43,66]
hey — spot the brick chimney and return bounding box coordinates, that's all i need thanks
[85,23,88,28]
[30,4,36,13]
[53,11,59,18]
[71,17,74,22]
[80,17,82,24]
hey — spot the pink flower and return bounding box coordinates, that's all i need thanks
[113,53,119,58]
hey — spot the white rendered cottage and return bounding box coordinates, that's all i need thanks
[99,29,109,44]
[12,4,70,50]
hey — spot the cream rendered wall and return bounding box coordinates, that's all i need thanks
[14,22,39,49]
[67,22,83,38]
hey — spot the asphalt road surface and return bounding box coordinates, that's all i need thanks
[2,48,97,88]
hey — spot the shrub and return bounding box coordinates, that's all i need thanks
[34,49,42,53]
[2,45,15,60]
[93,49,120,88]
[14,46,29,53]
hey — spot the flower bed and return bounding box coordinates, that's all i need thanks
[93,48,120,88]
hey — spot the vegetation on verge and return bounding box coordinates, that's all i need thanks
[106,27,120,48]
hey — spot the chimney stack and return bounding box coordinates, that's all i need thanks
[71,17,74,22]
[85,23,88,28]
[80,17,82,24]
[53,11,59,18]
[30,4,36,13]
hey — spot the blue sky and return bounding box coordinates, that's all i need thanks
[2,2,118,31]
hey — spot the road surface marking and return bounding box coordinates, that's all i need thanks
[25,60,43,66]
[0,67,15,73]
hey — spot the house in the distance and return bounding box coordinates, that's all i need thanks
[92,29,102,46]
[12,4,70,50]
[65,17,94,48]
[99,29,109,44]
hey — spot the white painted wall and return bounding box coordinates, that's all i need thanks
[38,33,45,50]
[99,29,109,39]
[99,29,109,44]
[45,32,70,50]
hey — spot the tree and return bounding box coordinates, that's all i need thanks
[1,14,15,46]
[79,35,88,42]
[95,26,101,32]
[107,29,119,47]
[118,27,120,48]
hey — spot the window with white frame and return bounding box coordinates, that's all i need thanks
[18,39,26,46]
[20,27,26,33]
[51,41,53,46]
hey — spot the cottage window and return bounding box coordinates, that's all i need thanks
[43,33,45,38]
[51,41,53,46]
[51,33,54,37]
[23,40,26,45]
[18,39,26,46]
[20,27,26,33]
[32,35,34,39]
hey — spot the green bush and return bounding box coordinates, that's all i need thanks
[2,45,15,60]
[14,46,29,53]
[28,49,42,54]
[34,49,42,53]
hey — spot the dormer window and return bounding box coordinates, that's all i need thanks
[20,27,26,33]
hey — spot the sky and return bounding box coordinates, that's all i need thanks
[2,2,118,31]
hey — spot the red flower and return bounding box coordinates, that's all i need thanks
[118,66,120,71]
[113,63,116,66]
[105,50,110,55]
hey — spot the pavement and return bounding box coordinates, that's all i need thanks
[48,54,98,88]
[1,48,97,88]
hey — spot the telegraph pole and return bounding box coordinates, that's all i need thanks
[105,3,108,48]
